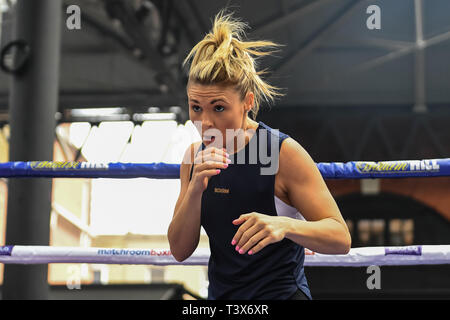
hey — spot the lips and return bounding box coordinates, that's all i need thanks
[203,135,215,144]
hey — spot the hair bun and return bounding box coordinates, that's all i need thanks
[184,10,284,119]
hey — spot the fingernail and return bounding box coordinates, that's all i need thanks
[226,158,231,164]
[225,153,230,158]
[248,250,253,255]
[231,240,236,245]
[216,169,221,174]
[235,246,239,251]
[223,163,228,168]
[239,249,244,254]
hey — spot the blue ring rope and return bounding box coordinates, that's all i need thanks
[0,158,449,179]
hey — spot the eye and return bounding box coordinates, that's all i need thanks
[214,105,225,112]
[191,105,202,112]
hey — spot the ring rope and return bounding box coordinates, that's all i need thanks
[1,160,449,267]
[1,245,449,267]
[0,159,448,179]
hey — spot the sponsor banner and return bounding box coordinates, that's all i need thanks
[385,246,422,256]
[355,160,440,175]
[0,245,13,256]
[29,161,109,170]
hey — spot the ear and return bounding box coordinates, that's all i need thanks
[244,91,254,113]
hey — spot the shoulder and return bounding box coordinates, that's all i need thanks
[278,137,319,184]
[280,137,308,159]
[258,121,290,146]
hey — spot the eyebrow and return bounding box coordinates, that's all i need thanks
[189,98,227,104]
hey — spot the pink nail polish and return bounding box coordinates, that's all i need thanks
[235,246,239,251]
[216,169,221,174]
[231,240,236,245]
[248,250,253,255]
[239,249,244,254]
[223,163,228,168]
[226,158,232,164]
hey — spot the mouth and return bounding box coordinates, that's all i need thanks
[202,135,216,144]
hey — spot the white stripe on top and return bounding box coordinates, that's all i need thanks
[274,196,305,221]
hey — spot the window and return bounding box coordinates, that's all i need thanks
[357,219,385,246]
[86,120,201,235]
[346,218,415,247]
[389,219,414,246]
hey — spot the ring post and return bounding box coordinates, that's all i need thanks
[3,0,61,300]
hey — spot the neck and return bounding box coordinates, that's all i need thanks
[242,115,258,130]
[230,116,258,154]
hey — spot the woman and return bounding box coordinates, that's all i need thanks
[167,11,351,300]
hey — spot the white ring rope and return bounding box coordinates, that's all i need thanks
[1,245,450,267]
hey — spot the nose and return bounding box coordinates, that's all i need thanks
[192,116,213,135]
[200,113,214,130]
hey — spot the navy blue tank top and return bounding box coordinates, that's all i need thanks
[191,122,311,300]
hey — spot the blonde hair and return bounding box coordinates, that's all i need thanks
[183,10,283,119]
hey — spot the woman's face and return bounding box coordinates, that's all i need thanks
[187,82,253,148]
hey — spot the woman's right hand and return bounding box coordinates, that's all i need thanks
[190,147,231,193]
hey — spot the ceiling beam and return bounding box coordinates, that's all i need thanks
[62,1,184,100]
[272,0,368,75]
[251,0,333,37]
[57,89,184,110]
[413,0,426,113]
[101,0,177,89]
[63,1,134,51]
[352,29,450,73]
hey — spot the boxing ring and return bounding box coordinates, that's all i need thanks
[1,158,450,267]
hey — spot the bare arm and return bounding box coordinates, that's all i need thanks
[232,138,351,255]
[278,138,351,254]
[167,143,229,261]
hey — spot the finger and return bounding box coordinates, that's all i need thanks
[232,213,253,226]
[232,217,245,226]
[247,236,274,255]
[205,139,224,150]
[194,151,229,165]
[194,160,228,173]
[236,224,265,254]
[200,153,230,164]
[231,216,254,246]
[239,229,269,254]
[202,147,228,158]
[196,168,221,180]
